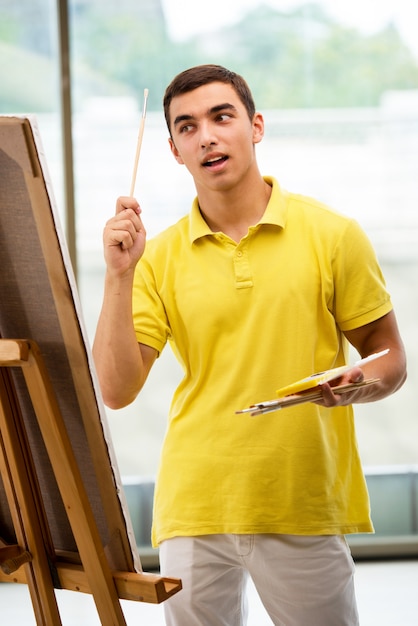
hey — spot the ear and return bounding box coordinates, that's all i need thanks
[252,112,264,145]
[168,137,185,165]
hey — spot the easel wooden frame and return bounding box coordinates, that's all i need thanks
[0,116,181,623]
[0,339,180,624]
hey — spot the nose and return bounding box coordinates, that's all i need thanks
[199,121,217,149]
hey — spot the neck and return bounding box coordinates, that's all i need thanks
[197,175,272,242]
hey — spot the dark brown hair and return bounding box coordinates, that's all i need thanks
[163,64,256,134]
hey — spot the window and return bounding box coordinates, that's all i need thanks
[0,0,63,217]
[1,1,417,476]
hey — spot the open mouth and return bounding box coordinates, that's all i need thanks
[203,155,228,168]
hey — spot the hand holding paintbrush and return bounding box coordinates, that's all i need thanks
[101,89,149,273]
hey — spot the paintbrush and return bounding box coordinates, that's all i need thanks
[129,88,149,196]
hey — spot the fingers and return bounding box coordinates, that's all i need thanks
[102,197,147,274]
[106,210,145,250]
[319,383,340,407]
[108,197,145,245]
[347,366,364,384]
[317,365,366,407]
[110,196,145,250]
[116,196,141,215]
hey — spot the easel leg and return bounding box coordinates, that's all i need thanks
[0,368,63,625]
[21,342,128,625]
[0,339,128,625]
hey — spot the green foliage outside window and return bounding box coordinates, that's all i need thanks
[1,2,418,112]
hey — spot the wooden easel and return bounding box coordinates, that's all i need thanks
[0,339,181,624]
[0,116,181,623]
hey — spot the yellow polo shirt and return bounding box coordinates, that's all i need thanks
[132,177,392,547]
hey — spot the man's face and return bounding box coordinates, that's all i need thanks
[168,82,264,193]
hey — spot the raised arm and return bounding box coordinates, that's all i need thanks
[320,310,407,407]
[92,197,157,409]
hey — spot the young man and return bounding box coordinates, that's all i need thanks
[93,65,407,625]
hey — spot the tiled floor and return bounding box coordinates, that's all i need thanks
[1,559,417,624]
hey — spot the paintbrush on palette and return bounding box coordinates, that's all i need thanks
[237,349,389,416]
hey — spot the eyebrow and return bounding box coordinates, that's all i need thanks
[173,102,238,128]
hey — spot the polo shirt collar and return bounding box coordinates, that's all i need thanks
[189,176,287,243]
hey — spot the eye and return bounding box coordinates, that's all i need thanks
[216,113,233,122]
[179,123,195,134]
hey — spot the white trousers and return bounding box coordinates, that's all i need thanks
[159,534,359,626]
